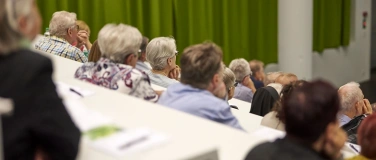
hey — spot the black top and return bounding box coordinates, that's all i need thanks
[250,86,279,116]
[245,138,330,160]
[0,49,81,160]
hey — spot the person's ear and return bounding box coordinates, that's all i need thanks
[125,54,133,65]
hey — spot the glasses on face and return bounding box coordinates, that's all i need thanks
[174,50,179,56]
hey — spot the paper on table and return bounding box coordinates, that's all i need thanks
[343,143,361,154]
[250,126,285,141]
[63,100,113,132]
[88,128,169,157]
[56,81,95,100]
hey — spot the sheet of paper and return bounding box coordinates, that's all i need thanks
[56,81,95,100]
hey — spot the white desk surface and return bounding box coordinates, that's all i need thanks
[48,54,356,159]
[228,98,251,113]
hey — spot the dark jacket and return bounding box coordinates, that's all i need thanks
[250,86,279,116]
[341,114,368,144]
[0,49,81,160]
[245,138,330,160]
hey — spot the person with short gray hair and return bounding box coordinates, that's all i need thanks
[145,37,179,88]
[135,36,152,71]
[229,58,256,103]
[35,11,87,62]
[223,67,236,100]
[338,82,372,126]
[75,23,158,102]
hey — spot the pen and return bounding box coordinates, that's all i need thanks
[118,136,148,150]
[350,144,359,153]
[69,88,83,97]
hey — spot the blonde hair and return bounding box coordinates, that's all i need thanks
[223,67,236,90]
[49,11,77,37]
[88,40,101,62]
[98,23,142,63]
[146,37,176,70]
[76,20,90,35]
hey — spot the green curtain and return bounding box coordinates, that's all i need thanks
[37,0,278,65]
[313,0,351,53]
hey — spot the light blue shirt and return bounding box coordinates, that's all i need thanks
[158,83,244,130]
[145,70,178,88]
[135,60,152,72]
[233,83,253,103]
[338,114,352,126]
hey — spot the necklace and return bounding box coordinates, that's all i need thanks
[152,69,168,76]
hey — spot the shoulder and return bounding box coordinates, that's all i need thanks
[245,142,275,160]
[8,49,52,70]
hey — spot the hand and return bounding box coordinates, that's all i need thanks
[246,76,256,93]
[362,99,373,115]
[168,66,180,80]
[77,30,92,50]
[323,127,347,160]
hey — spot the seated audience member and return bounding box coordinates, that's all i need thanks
[0,0,80,159]
[249,60,265,89]
[267,82,283,94]
[34,11,87,62]
[135,36,152,71]
[76,20,92,53]
[74,24,158,102]
[264,71,283,85]
[222,67,238,109]
[145,37,179,88]
[250,85,280,117]
[157,42,243,130]
[275,72,298,86]
[337,82,372,126]
[260,80,306,131]
[229,58,256,103]
[87,40,101,62]
[246,80,347,160]
[347,113,376,160]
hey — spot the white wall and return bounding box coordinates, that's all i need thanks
[312,0,371,87]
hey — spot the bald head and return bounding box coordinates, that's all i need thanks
[338,82,364,112]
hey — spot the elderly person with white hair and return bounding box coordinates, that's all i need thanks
[338,82,373,126]
[229,58,256,103]
[0,0,80,159]
[35,11,87,62]
[75,24,158,102]
[145,37,179,88]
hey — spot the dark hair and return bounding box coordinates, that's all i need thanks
[88,40,102,62]
[180,42,223,89]
[358,113,376,159]
[273,80,307,121]
[282,80,340,144]
[139,36,149,53]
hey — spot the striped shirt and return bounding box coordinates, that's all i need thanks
[144,70,179,88]
[35,36,87,63]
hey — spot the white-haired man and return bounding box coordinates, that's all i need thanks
[74,24,158,102]
[229,58,256,103]
[35,11,87,62]
[338,82,373,126]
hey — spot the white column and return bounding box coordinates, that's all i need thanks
[278,0,313,80]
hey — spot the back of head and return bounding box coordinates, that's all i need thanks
[282,80,339,144]
[88,40,101,62]
[357,113,376,159]
[76,20,90,35]
[229,58,252,82]
[98,23,142,63]
[265,72,283,85]
[0,0,32,53]
[49,11,77,37]
[180,42,223,89]
[146,37,176,70]
[138,37,149,57]
[223,67,236,90]
[338,82,363,113]
[249,59,264,73]
[275,73,297,86]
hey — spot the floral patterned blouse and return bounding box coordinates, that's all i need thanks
[74,58,158,102]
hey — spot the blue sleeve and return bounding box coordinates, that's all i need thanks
[217,103,245,131]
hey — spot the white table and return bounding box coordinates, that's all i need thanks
[228,98,252,113]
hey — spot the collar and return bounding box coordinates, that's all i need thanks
[50,36,69,43]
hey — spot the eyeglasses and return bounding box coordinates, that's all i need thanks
[228,82,238,92]
[175,50,179,56]
[234,82,238,87]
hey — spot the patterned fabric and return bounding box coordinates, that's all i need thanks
[74,58,158,102]
[35,36,88,63]
[144,70,178,88]
[135,60,152,72]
